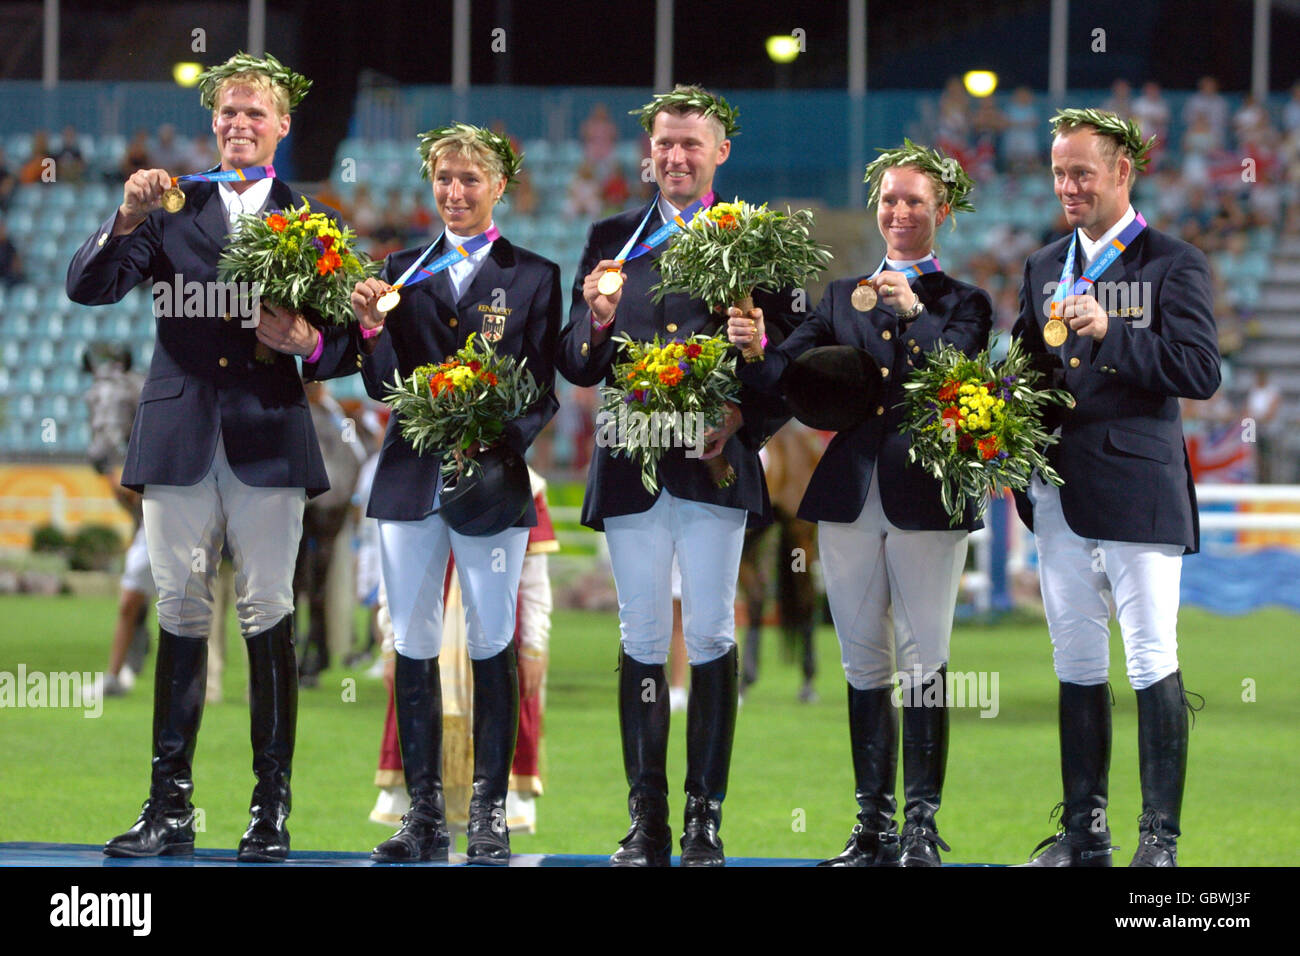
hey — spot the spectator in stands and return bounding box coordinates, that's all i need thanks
[1132,81,1171,171]
[183,133,215,173]
[119,129,151,179]
[1180,114,1217,187]
[1246,368,1283,483]
[1003,87,1041,172]
[969,96,1005,179]
[564,162,602,220]
[1102,79,1134,119]
[511,169,539,216]
[0,218,23,287]
[1183,76,1229,146]
[599,163,631,215]
[349,183,381,235]
[19,130,52,184]
[581,103,619,173]
[152,124,189,174]
[936,76,971,152]
[55,125,87,183]
[0,147,16,209]
[1283,82,1300,135]
[1233,95,1270,148]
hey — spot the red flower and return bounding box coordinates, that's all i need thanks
[957,433,974,452]
[299,212,310,222]
[483,372,499,386]
[659,366,683,386]
[979,436,1000,459]
[937,381,960,402]
[316,249,342,275]
[266,213,287,233]
[319,235,335,250]
[469,360,482,372]
[685,343,703,359]
[941,406,963,427]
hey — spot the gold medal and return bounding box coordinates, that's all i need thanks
[851,283,877,312]
[597,270,623,297]
[1043,318,1068,348]
[161,186,185,213]
[376,290,402,314]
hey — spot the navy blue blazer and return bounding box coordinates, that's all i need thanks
[1010,225,1221,552]
[66,178,353,498]
[321,234,561,524]
[740,271,992,530]
[555,199,799,532]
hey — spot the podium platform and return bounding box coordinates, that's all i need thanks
[1,841,828,867]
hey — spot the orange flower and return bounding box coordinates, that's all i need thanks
[941,405,963,426]
[978,436,1000,459]
[316,249,342,275]
[718,214,737,229]
[483,372,499,386]
[267,213,288,233]
[658,366,683,386]
[937,381,960,402]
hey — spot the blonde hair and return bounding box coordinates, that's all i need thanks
[210,72,291,118]
[424,127,506,187]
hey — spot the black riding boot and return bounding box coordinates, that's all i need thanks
[371,654,450,862]
[104,629,207,857]
[900,666,952,866]
[1021,681,1117,867]
[237,615,297,862]
[680,646,738,867]
[818,685,901,867]
[1130,671,1190,867]
[466,645,519,865]
[610,649,673,866]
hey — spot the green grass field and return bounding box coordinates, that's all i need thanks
[1,595,1296,865]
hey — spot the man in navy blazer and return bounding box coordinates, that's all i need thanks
[66,54,351,863]
[556,86,798,867]
[1012,110,1220,867]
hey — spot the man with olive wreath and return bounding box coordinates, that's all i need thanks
[1011,110,1220,868]
[68,52,355,863]
[557,86,798,867]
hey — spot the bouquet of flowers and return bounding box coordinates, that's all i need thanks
[900,338,1074,525]
[217,200,377,362]
[382,333,543,481]
[649,199,832,348]
[598,332,740,493]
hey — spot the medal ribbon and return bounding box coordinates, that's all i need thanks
[1052,211,1147,317]
[172,164,277,185]
[388,225,501,293]
[612,191,715,266]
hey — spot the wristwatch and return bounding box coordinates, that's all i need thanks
[899,299,925,322]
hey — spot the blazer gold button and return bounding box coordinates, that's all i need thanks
[356,356,364,368]
[97,234,108,247]
[912,345,920,353]
[881,330,892,340]
[218,357,228,367]
[666,323,678,333]
[876,405,885,416]
[581,342,589,356]
[908,339,916,347]
[449,318,458,327]
[223,312,232,322]
[1069,357,1080,368]
[881,367,890,378]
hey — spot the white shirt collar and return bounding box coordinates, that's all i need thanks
[882,250,937,273]
[218,177,274,229]
[1077,205,1136,268]
[657,193,683,225]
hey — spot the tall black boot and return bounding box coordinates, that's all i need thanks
[104,630,207,857]
[818,685,901,867]
[466,645,519,866]
[1130,671,1190,867]
[372,654,450,862]
[610,649,672,867]
[900,666,952,866]
[237,614,297,862]
[1020,681,1117,867]
[681,646,738,867]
